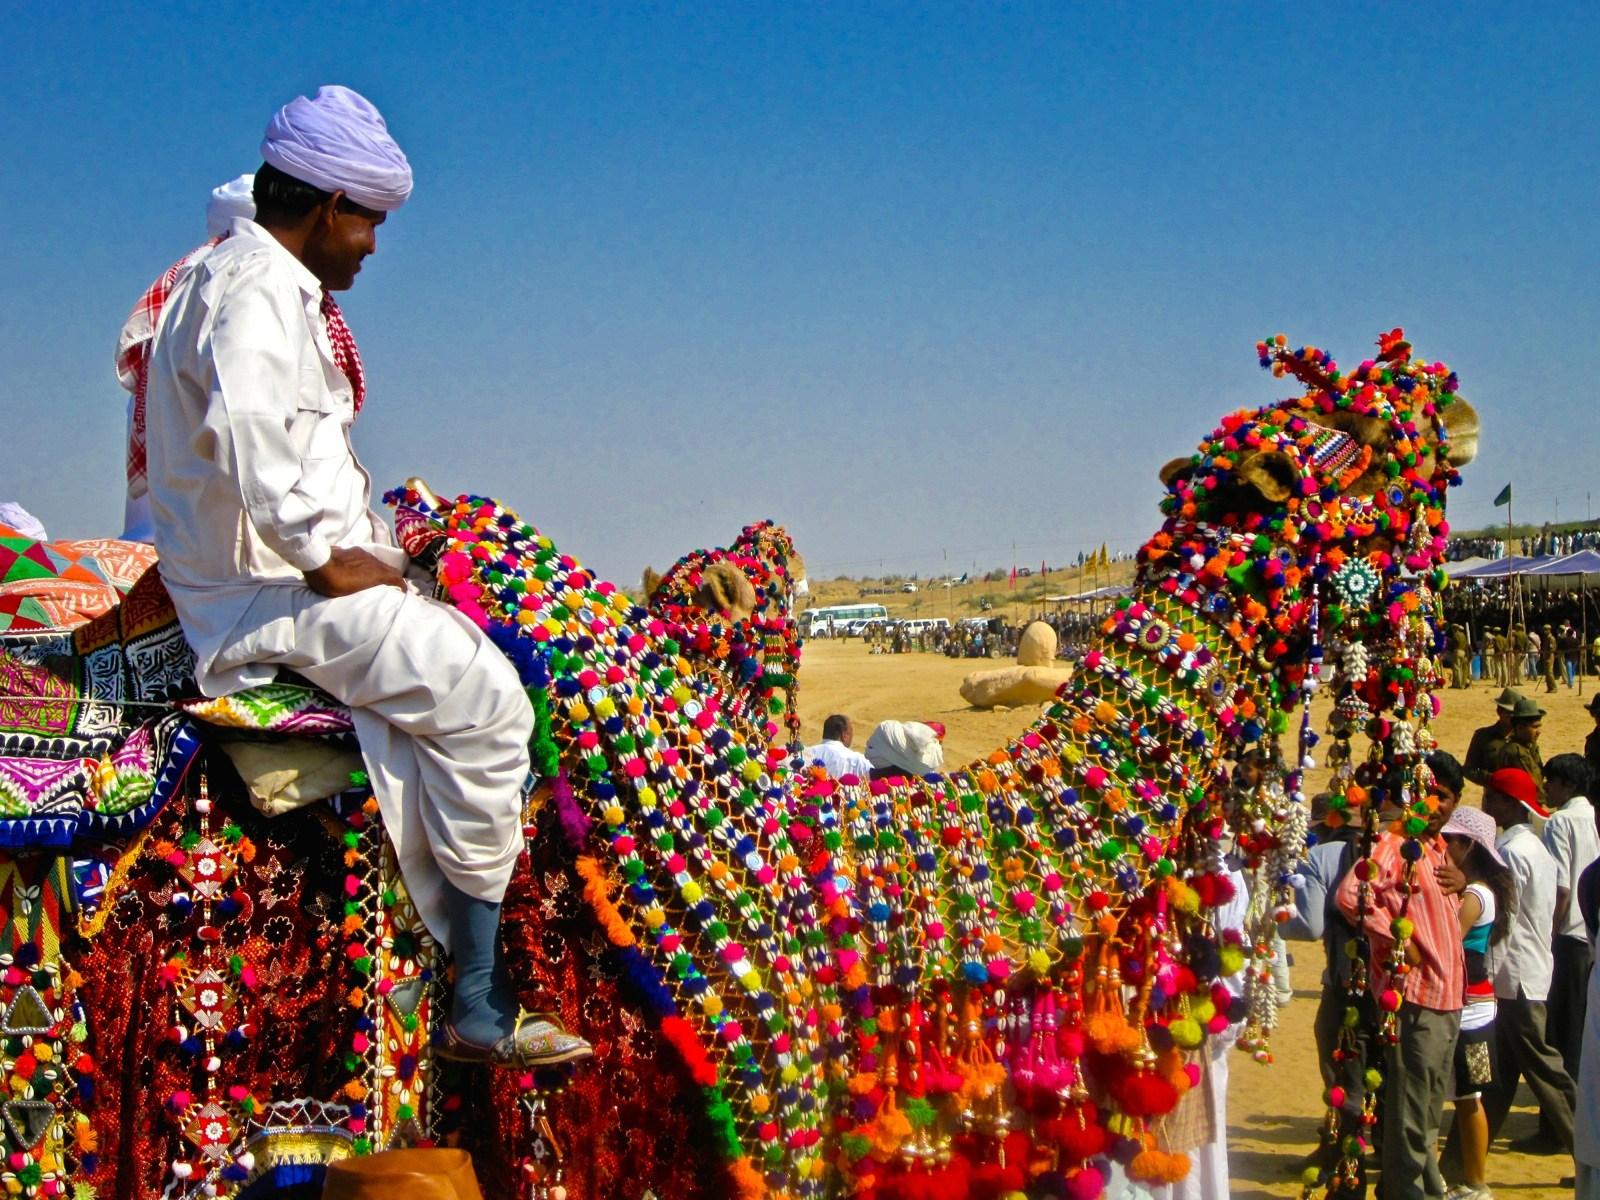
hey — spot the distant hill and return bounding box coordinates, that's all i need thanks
[806,559,1138,619]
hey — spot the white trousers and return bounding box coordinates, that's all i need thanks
[211,582,533,952]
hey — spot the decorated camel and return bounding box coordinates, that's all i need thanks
[0,329,1473,1199]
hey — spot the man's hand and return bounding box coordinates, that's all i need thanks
[1434,858,1467,896]
[304,547,405,597]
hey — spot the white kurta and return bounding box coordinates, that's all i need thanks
[144,217,531,948]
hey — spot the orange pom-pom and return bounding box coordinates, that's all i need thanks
[727,1156,766,1199]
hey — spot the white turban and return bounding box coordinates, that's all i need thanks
[864,721,945,777]
[206,173,256,237]
[260,85,412,212]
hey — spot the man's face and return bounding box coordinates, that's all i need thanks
[1514,719,1541,746]
[1426,781,1460,837]
[839,721,854,748]
[304,195,385,291]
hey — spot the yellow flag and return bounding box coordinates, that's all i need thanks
[1097,543,1109,570]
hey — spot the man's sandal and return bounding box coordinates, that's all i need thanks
[434,1011,593,1068]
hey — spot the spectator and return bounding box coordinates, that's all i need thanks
[1586,694,1600,782]
[1575,791,1600,1200]
[1463,688,1521,788]
[1336,751,1466,1200]
[1477,767,1576,1156]
[1542,754,1599,1079]
[799,714,873,779]
[1442,806,1515,1200]
[1284,793,1373,1152]
[864,720,945,778]
[1563,621,1583,687]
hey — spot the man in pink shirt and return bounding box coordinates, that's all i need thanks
[1337,752,1467,1200]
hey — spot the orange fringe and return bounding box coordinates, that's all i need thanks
[575,856,635,947]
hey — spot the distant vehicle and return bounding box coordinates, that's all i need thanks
[899,618,949,634]
[800,604,889,637]
[901,583,918,593]
[1018,567,1032,577]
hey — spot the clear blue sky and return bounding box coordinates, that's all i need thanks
[3,3,1596,582]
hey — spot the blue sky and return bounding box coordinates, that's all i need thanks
[3,2,1596,582]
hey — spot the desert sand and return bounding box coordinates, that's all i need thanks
[797,637,1596,1199]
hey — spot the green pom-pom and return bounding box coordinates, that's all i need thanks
[1169,1017,1203,1048]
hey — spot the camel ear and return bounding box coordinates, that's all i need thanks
[1236,449,1298,503]
[1160,456,1196,487]
[1441,398,1478,466]
[642,567,662,598]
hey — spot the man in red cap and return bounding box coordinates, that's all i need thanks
[1477,766,1575,1155]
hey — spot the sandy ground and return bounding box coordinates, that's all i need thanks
[796,638,1598,1199]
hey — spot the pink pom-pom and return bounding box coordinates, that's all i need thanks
[1066,1165,1105,1199]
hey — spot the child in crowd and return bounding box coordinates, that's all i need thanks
[1442,807,1515,1200]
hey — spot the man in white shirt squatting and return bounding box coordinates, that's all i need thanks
[144,84,590,1069]
[801,713,874,779]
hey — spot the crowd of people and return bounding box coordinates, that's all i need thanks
[1445,527,1600,562]
[1288,687,1600,1199]
[1441,610,1596,695]
[848,610,1102,659]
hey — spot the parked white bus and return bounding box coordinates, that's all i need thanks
[800,604,889,637]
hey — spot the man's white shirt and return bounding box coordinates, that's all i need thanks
[145,216,400,695]
[800,740,874,780]
[1489,821,1557,1001]
[1543,794,1600,941]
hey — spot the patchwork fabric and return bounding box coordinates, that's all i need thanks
[0,568,200,848]
[0,529,158,632]
[178,684,353,736]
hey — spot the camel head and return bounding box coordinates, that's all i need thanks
[1140,327,1474,782]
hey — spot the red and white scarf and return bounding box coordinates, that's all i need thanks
[117,241,366,493]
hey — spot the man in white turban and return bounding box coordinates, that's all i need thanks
[864,720,946,777]
[144,86,589,1068]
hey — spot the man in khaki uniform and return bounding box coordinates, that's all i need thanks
[1541,624,1560,694]
[1487,628,1509,688]
[1489,695,1546,801]
[1465,688,1521,787]
[1449,623,1472,689]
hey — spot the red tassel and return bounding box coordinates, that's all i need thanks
[1039,1101,1112,1162]
[659,1015,718,1087]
